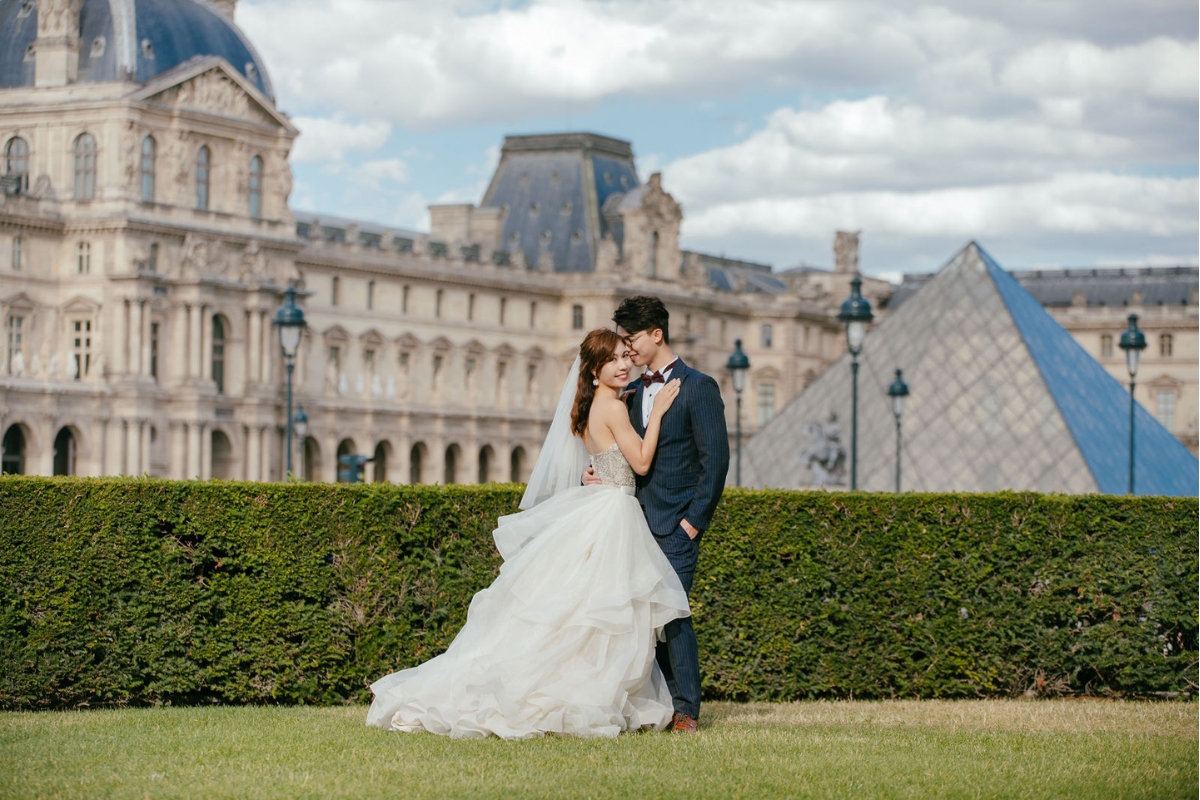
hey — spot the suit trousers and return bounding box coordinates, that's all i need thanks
[653,524,702,719]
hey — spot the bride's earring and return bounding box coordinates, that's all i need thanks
[592,378,599,386]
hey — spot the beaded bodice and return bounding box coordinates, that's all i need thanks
[590,444,636,489]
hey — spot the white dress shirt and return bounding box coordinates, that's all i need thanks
[641,359,678,429]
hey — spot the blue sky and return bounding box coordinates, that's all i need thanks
[238,0,1198,278]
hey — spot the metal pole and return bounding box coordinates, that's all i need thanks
[1129,379,1136,495]
[735,394,743,487]
[850,355,859,491]
[895,415,901,493]
[285,358,294,479]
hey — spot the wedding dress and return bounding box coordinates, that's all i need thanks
[365,444,691,739]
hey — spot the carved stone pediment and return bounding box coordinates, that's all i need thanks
[180,233,232,279]
[149,68,278,127]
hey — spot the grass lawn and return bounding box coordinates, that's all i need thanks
[0,700,1194,799]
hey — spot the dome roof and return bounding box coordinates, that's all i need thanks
[0,0,273,100]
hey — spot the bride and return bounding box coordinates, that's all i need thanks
[366,329,690,739]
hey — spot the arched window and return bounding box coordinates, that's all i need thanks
[509,446,526,483]
[73,133,97,200]
[444,443,461,484]
[373,441,390,483]
[53,427,76,476]
[5,137,29,193]
[195,145,211,210]
[2,424,26,475]
[303,436,321,482]
[211,430,234,479]
[248,155,263,218]
[478,445,494,483]
[211,315,226,394]
[140,136,156,203]
[410,442,426,484]
[336,438,355,483]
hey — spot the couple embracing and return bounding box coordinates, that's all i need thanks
[367,296,730,739]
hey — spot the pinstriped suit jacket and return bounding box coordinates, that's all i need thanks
[629,358,730,538]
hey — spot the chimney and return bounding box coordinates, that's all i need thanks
[210,0,237,19]
[833,230,860,274]
[34,0,83,87]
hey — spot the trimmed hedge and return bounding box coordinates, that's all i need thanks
[0,477,1194,709]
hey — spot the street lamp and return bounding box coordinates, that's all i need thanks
[887,368,909,493]
[838,276,874,490]
[293,404,309,480]
[274,286,306,479]
[726,339,750,487]
[1118,314,1146,495]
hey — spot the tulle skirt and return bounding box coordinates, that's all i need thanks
[365,484,690,739]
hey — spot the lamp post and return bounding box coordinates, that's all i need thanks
[274,286,306,479]
[293,404,309,481]
[838,276,874,490]
[1118,314,1146,495]
[887,368,909,493]
[726,339,750,487]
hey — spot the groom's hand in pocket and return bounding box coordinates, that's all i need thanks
[681,519,699,539]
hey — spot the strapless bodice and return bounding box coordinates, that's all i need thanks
[590,444,636,490]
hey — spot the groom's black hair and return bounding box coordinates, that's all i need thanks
[613,296,669,345]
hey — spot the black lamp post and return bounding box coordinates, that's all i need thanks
[887,368,909,492]
[293,404,309,480]
[838,276,874,490]
[1118,314,1146,494]
[726,339,750,487]
[274,286,306,479]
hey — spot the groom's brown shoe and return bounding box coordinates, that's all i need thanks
[671,712,699,733]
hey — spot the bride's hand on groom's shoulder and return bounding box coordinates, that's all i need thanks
[651,379,681,416]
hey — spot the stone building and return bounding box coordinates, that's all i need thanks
[0,0,868,482]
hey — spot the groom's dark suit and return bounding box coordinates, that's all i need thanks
[629,358,729,720]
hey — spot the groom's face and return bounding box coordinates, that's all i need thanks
[616,326,660,368]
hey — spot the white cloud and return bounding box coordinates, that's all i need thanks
[1000,37,1198,102]
[289,114,392,163]
[354,158,410,188]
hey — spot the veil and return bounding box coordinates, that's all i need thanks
[519,355,591,509]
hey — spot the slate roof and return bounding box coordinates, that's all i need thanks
[0,0,273,99]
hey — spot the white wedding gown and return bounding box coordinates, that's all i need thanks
[366,444,691,739]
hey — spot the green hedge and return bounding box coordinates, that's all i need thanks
[0,478,1194,709]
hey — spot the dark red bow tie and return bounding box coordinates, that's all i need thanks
[641,371,666,387]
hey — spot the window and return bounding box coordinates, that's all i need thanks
[572,304,583,330]
[5,136,29,193]
[148,242,158,272]
[11,236,21,271]
[433,354,444,389]
[526,362,537,391]
[468,293,475,321]
[529,301,537,328]
[6,315,22,374]
[649,231,658,278]
[71,319,92,379]
[1156,390,1176,431]
[77,241,90,274]
[757,382,776,426]
[211,315,225,394]
[1100,334,1113,358]
[367,280,375,310]
[329,345,341,372]
[74,133,97,200]
[140,135,155,202]
[436,289,444,318]
[761,324,773,348]
[331,276,339,306]
[195,145,211,210]
[1160,333,1173,357]
[465,357,477,388]
[363,348,375,371]
[150,322,159,380]
[248,155,263,218]
[401,285,409,314]
[499,297,507,325]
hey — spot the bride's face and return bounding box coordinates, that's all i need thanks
[596,341,633,390]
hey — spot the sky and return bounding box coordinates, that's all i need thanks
[237,0,1199,279]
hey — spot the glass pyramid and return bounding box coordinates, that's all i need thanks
[742,242,1199,496]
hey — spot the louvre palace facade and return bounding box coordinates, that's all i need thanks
[0,0,882,483]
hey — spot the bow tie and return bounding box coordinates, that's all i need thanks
[641,370,666,387]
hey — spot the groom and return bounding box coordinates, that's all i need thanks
[584,296,730,733]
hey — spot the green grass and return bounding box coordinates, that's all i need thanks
[0,701,1194,799]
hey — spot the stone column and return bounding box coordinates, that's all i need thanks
[124,419,137,475]
[140,420,151,476]
[249,309,262,387]
[187,423,202,478]
[187,304,201,380]
[172,423,187,479]
[119,299,130,375]
[200,305,211,381]
[130,299,143,377]
[260,311,274,384]
[140,302,152,378]
[247,424,262,481]
[200,425,212,479]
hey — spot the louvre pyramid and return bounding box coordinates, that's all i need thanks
[742,242,1199,496]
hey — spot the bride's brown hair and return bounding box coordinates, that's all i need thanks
[571,328,623,438]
